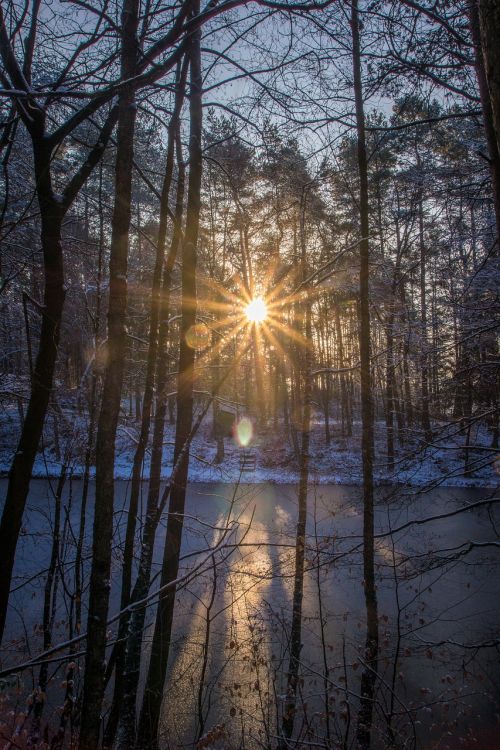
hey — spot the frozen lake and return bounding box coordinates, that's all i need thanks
[1,479,499,748]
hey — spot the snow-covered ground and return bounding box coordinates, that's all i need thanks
[1,391,498,488]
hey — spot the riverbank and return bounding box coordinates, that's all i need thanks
[1,404,497,488]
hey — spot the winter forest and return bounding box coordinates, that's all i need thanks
[0,0,499,748]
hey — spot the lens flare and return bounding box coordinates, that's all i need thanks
[245,297,267,324]
[185,322,210,349]
[235,417,253,447]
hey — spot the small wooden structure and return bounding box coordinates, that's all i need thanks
[215,406,236,438]
[239,449,256,473]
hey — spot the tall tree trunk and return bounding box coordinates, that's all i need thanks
[78,0,139,745]
[351,2,379,747]
[252,325,267,426]
[74,164,105,644]
[334,302,350,438]
[103,59,189,749]
[418,195,432,443]
[52,169,106,750]
[385,309,395,472]
[0,0,117,643]
[385,259,401,470]
[478,0,500,223]
[113,118,186,750]
[212,298,225,464]
[401,283,413,428]
[470,1,500,246]
[0,139,64,645]
[279,306,312,747]
[279,185,312,747]
[136,17,202,748]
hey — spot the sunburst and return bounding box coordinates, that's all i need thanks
[183,262,319,376]
[245,297,268,324]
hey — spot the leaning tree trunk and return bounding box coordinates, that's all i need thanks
[136,16,202,749]
[0,0,65,651]
[0,140,64,645]
[351,2,379,748]
[78,0,139,746]
[0,0,118,645]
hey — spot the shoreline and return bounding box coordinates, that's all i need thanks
[0,463,497,489]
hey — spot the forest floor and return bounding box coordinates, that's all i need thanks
[1,380,498,488]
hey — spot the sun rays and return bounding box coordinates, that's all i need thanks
[181,262,321,380]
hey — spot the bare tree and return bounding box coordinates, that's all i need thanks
[136,8,203,746]
[78,0,140,744]
[351,2,379,747]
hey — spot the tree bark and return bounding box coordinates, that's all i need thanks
[103,58,189,750]
[351,2,379,747]
[478,0,500,165]
[418,194,432,443]
[0,3,117,646]
[136,14,202,747]
[78,0,139,745]
[0,137,64,645]
[279,183,312,747]
[279,305,312,747]
[468,0,500,251]
[113,115,186,750]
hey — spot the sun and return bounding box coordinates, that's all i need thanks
[245,297,268,324]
